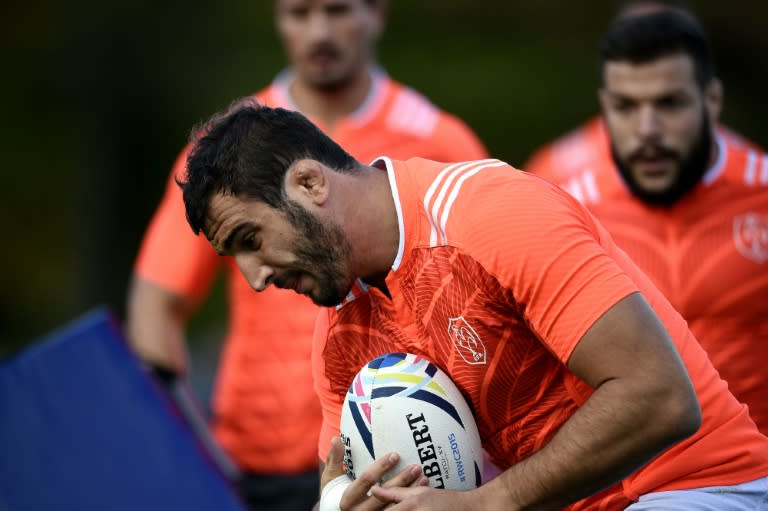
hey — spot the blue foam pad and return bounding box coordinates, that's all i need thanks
[0,308,247,511]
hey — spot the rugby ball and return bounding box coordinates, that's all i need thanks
[340,352,483,490]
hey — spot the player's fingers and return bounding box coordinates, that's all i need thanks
[333,452,398,511]
[370,484,430,504]
[351,452,401,491]
[354,462,425,510]
[321,436,346,489]
[380,464,426,489]
[408,473,430,488]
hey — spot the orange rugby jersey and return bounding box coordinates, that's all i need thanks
[134,69,488,473]
[527,117,768,436]
[313,158,768,510]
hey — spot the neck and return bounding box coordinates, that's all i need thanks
[707,131,720,168]
[288,67,373,130]
[341,164,399,285]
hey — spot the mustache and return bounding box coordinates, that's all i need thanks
[272,270,302,290]
[308,43,341,60]
[628,144,680,163]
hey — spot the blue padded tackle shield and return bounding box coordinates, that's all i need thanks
[0,308,247,511]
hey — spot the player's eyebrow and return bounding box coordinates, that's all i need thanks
[220,223,249,255]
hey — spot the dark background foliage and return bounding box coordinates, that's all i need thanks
[1,1,765,361]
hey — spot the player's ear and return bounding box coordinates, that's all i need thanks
[704,77,723,123]
[597,88,610,114]
[367,0,388,41]
[285,159,329,206]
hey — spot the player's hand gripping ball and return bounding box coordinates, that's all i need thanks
[340,352,483,490]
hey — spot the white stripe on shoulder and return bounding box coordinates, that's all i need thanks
[386,88,439,137]
[743,150,757,185]
[739,149,768,187]
[423,159,506,247]
[560,169,601,205]
[424,160,494,246]
[760,154,768,185]
[702,134,726,185]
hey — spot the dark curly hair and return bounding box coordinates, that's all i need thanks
[600,9,714,90]
[178,97,358,235]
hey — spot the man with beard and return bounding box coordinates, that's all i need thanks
[526,10,768,436]
[178,98,768,511]
[125,1,486,510]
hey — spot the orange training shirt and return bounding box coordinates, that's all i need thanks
[526,116,768,436]
[134,69,488,473]
[312,157,768,510]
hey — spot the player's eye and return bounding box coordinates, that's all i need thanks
[325,2,351,16]
[287,6,309,19]
[657,96,688,111]
[242,233,260,251]
[612,99,636,113]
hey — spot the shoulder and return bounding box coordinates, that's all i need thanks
[383,81,440,137]
[422,161,591,248]
[710,127,768,188]
[382,79,487,156]
[254,84,279,106]
[525,116,609,179]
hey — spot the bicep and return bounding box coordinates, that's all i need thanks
[567,292,690,390]
[468,177,638,362]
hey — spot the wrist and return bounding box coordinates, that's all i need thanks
[474,472,522,511]
[319,474,352,511]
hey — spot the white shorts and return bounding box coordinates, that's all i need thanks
[625,476,768,510]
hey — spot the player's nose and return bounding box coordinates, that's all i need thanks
[636,105,662,140]
[308,12,333,40]
[235,254,275,292]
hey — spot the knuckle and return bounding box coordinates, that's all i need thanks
[356,472,380,487]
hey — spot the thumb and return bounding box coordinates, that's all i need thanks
[321,436,347,489]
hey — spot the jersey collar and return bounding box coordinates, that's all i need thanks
[270,65,390,125]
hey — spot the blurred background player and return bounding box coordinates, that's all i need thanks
[125,0,487,509]
[525,6,768,435]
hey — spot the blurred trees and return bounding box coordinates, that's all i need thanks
[1,0,765,357]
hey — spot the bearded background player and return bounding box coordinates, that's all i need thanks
[125,1,486,509]
[525,8,768,436]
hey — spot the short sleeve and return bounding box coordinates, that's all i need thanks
[523,141,557,178]
[430,113,489,162]
[460,172,639,362]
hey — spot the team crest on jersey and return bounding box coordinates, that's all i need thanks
[733,212,768,264]
[448,316,486,365]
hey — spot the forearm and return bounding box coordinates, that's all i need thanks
[126,276,193,374]
[476,378,699,510]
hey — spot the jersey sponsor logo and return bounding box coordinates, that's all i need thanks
[733,212,768,264]
[448,316,486,365]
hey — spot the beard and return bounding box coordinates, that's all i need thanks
[279,199,354,307]
[611,113,714,207]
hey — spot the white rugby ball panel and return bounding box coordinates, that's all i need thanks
[340,352,483,491]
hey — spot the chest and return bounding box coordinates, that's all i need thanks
[592,188,768,320]
[362,250,567,413]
